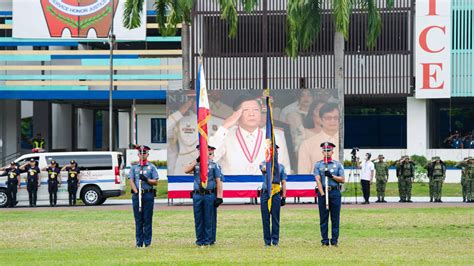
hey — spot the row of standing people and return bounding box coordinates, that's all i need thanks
[0,159,81,207]
[359,155,474,203]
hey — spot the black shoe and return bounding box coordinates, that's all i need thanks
[272,242,279,246]
[399,199,405,202]
[321,243,329,247]
[375,200,381,203]
[406,200,413,203]
[381,199,387,203]
[331,243,338,247]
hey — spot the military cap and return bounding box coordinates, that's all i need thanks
[432,156,441,161]
[50,160,58,165]
[320,142,336,151]
[378,154,384,159]
[136,145,151,154]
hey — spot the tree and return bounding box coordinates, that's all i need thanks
[123,0,258,90]
[286,0,394,161]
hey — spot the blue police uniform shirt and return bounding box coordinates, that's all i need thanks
[129,162,159,190]
[260,162,287,191]
[193,161,222,190]
[451,138,462,148]
[313,160,344,187]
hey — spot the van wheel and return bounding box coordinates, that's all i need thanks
[81,186,102,206]
[0,189,8,208]
[98,197,106,205]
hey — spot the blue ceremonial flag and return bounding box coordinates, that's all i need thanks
[264,89,281,211]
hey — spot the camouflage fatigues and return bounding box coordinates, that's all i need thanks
[456,159,470,202]
[397,159,415,202]
[467,160,474,202]
[374,161,389,200]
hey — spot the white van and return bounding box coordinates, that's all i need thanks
[0,152,126,207]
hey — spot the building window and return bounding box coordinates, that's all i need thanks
[151,118,166,143]
[345,102,407,148]
[429,99,474,149]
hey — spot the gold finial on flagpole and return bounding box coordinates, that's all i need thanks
[199,48,203,63]
[263,88,270,97]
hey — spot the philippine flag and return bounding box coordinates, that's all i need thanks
[196,63,211,188]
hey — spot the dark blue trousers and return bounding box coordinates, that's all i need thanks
[260,192,281,245]
[212,204,217,244]
[317,189,341,245]
[132,192,155,247]
[193,193,216,245]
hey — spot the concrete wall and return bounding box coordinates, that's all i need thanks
[76,108,94,151]
[118,111,130,149]
[0,100,21,164]
[136,104,167,150]
[51,104,72,150]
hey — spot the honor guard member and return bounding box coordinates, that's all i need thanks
[259,145,287,246]
[425,158,436,202]
[314,142,345,247]
[42,160,61,206]
[208,146,224,245]
[397,156,415,202]
[62,161,81,206]
[20,158,41,207]
[184,145,223,246]
[129,145,159,248]
[455,157,470,202]
[1,162,21,207]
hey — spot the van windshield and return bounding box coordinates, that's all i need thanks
[46,155,113,171]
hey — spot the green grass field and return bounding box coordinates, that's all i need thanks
[1,206,473,265]
[116,181,463,200]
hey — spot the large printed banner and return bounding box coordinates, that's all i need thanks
[13,0,147,40]
[167,89,342,198]
[415,0,451,99]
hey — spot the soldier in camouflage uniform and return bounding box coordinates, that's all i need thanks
[426,156,446,202]
[455,157,470,202]
[466,157,474,202]
[397,156,415,202]
[395,156,403,202]
[374,154,389,203]
[425,158,434,202]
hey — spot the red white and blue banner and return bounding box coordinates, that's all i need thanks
[168,175,316,199]
[196,62,210,188]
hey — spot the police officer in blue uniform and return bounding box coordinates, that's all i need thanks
[129,145,159,248]
[62,160,81,206]
[184,145,223,246]
[314,142,345,247]
[20,158,41,207]
[208,146,224,245]
[43,160,61,207]
[1,162,21,207]
[259,145,287,246]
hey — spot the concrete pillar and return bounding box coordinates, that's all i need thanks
[32,101,51,151]
[0,100,21,164]
[51,103,72,151]
[102,111,110,151]
[407,97,428,156]
[118,111,130,149]
[77,108,94,151]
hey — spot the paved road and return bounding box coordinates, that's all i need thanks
[2,197,472,211]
